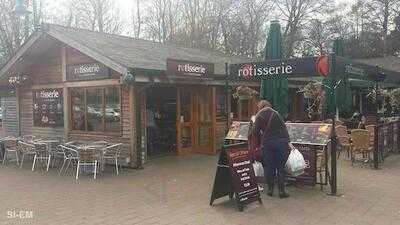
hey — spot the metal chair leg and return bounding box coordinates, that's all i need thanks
[115,158,119,175]
[20,154,25,169]
[59,158,67,175]
[32,155,37,171]
[65,158,72,173]
[15,151,19,166]
[94,161,97,179]
[46,155,51,172]
[2,151,6,165]
[76,161,80,180]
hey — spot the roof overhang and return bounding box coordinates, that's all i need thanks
[0,26,129,83]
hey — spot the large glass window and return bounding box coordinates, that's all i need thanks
[71,87,121,133]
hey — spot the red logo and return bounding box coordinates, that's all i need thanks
[240,64,253,79]
[315,55,329,77]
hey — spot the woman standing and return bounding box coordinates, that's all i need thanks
[254,100,290,198]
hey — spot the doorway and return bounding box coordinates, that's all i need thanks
[176,86,213,155]
[146,87,177,158]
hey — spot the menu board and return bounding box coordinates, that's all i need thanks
[210,143,261,211]
[33,89,63,127]
[286,123,332,145]
[226,145,260,207]
[226,121,250,141]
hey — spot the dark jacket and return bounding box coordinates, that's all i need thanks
[254,107,290,147]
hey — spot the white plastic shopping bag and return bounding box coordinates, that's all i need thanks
[285,144,306,176]
[253,161,264,177]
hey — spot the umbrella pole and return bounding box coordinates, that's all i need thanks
[329,54,338,196]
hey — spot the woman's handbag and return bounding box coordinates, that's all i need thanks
[285,143,306,176]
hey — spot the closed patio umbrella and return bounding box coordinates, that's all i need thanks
[260,20,289,118]
[323,38,352,117]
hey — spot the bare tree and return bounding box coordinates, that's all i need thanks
[0,0,37,65]
[275,0,333,57]
[64,0,124,34]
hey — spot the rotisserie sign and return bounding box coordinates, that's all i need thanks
[33,89,63,127]
[167,58,214,77]
[67,63,110,81]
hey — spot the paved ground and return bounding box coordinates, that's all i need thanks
[1,153,400,225]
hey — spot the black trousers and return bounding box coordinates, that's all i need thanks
[262,140,288,191]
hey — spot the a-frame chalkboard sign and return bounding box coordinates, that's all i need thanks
[209,143,262,211]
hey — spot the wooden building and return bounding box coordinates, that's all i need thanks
[0,24,269,166]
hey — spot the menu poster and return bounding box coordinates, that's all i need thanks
[226,121,250,141]
[226,145,260,209]
[286,123,332,145]
[209,143,261,211]
[33,89,63,127]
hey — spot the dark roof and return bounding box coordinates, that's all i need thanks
[43,24,254,75]
[356,56,400,72]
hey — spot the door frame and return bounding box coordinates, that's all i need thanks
[176,86,215,155]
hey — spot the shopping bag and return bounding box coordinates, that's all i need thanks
[253,161,264,178]
[285,144,306,176]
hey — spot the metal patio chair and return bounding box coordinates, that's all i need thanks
[58,145,79,175]
[101,143,123,175]
[32,143,52,172]
[350,129,372,166]
[76,148,100,180]
[2,138,19,166]
[336,125,351,158]
[19,141,36,169]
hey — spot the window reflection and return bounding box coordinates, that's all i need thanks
[71,89,85,131]
[86,89,103,131]
[70,87,121,133]
[105,87,121,132]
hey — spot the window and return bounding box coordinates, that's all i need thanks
[71,87,121,133]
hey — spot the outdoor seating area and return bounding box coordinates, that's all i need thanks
[0,135,123,180]
[334,117,400,166]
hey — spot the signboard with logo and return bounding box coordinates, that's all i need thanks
[167,58,214,77]
[228,56,329,80]
[210,143,262,211]
[33,89,63,127]
[66,63,110,81]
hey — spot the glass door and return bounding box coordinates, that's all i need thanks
[177,87,213,155]
[194,87,212,154]
[177,88,195,155]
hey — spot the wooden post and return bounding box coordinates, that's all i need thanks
[129,85,136,167]
[211,86,217,154]
[61,46,69,140]
[16,87,21,136]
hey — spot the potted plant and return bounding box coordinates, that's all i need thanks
[300,82,325,120]
[232,86,259,100]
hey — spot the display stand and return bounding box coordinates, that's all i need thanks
[285,123,333,188]
[209,143,262,212]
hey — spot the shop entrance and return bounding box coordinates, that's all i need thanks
[146,86,214,158]
[177,87,213,155]
[146,87,177,158]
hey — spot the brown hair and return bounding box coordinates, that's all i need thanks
[257,100,272,110]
